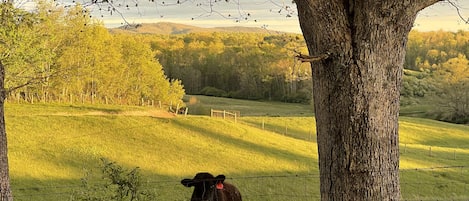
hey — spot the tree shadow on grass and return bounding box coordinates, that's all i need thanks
[171,118,316,166]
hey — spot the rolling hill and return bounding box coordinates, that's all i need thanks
[4,98,469,200]
[109,22,283,34]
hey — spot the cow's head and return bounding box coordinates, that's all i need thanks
[181,172,226,201]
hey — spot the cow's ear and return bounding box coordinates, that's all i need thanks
[181,179,194,187]
[215,175,226,183]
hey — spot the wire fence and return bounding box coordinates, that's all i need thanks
[11,166,469,201]
[239,118,469,164]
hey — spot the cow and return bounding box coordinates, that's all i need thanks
[181,172,242,201]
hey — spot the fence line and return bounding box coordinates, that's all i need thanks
[240,118,316,142]
[11,167,469,201]
[210,109,239,122]
[239,118,469,162]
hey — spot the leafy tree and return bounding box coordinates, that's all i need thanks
[54,5,112,103]
[0,2,41,199]
[17,4,186,106]
[439,54,469,83]
[116,34,184,105]
[435,79,469,124]
[401,70,434,98]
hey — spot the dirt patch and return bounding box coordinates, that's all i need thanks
[120,109,176,118]
[47,109,176,118]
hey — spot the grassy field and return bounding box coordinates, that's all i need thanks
[183,95,314,117]
[4,97,469,200]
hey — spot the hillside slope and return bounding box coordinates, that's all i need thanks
[6,103,318,200]
[5,102,469,200]
[109,22,280,34]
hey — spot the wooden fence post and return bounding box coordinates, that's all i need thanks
[210,109,239,122]
[285,122,288,135]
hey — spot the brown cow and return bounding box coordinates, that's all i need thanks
[181,172,242,201]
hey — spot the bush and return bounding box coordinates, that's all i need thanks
[284,89,312,104]
[199,87,227,97]
[71,158,156,201]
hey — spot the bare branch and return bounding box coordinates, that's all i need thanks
[80,0,133,25]
[447,0,469,24]
[6,69,62,94]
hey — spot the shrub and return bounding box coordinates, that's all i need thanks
[199,87,227,97]
[71,158,156,201]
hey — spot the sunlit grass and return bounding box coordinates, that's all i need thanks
[240,117,316,141]
[4,101,469,200]
[6,103,318,200]
[398,117,469,200]
[184,95,314,117]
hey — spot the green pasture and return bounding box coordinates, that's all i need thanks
[4,99,469,200]
[184,95,314,117]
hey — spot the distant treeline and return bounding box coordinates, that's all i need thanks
[146,32,312,103]
[140,29,468,122]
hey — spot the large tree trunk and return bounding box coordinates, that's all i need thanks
[294,0,441,200]
[0,61,12,201]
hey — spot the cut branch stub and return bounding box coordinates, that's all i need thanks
[295,52,330,63]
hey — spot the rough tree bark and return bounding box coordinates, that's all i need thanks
[0,61,12,201]
[294,0,441,200]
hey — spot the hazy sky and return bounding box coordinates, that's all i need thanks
[85,0,469,33]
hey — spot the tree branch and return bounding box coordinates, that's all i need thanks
[295,51,330,63]
[6,70,60,94]
[413,0,444,12]
[447,0,469,24]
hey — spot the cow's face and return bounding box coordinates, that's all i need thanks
[181,172,225,201]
